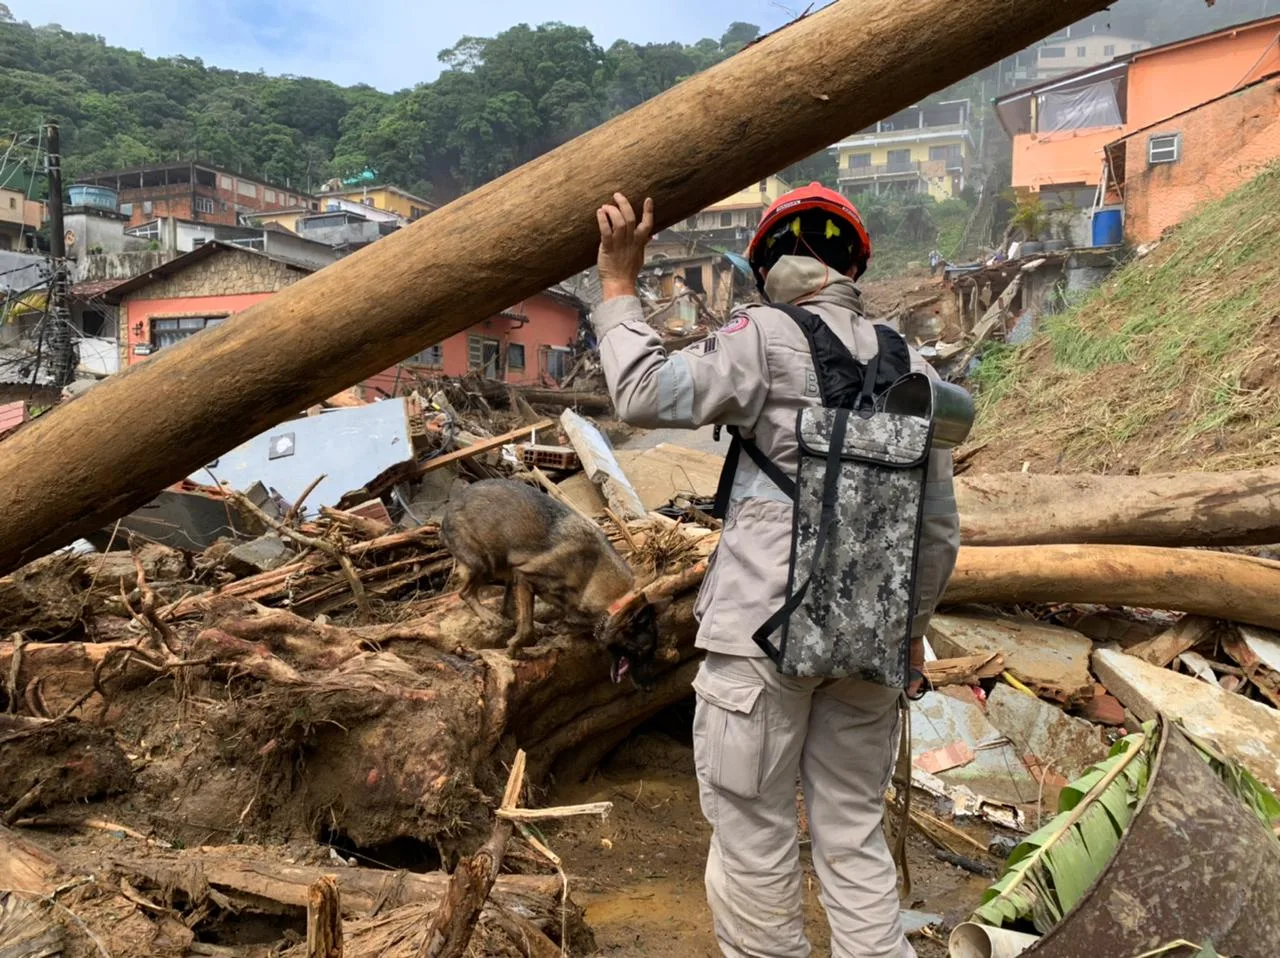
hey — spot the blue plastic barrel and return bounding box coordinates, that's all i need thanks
[1091,206,1124,247]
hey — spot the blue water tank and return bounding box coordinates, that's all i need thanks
[1091,206,1124,247]
[68,184,119,211]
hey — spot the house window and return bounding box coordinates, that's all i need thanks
[849,152,872,169]
[194,196,215,214]
[682,267,705,294]
[119,202,133,216]
[142,200,153,214]
[685,216,698,229]
[929,144,964,166]
[507,343,526,371]
[468,335,501,379]
[1104,44,1115,56]
[220,175,234,190]
[410,205,428,220]
[1148,133,1181,165]
[720,211,733,227]
[408,344,443,367]
[7,197,14,209]
[1076,46,1087,57]
[264,189,276,203]
[237,180,257,198]
[542,346,572,383]
[887,148,912,171]
[151,316,226,350]
[1041,47,1065,58]
[758,179,768,191]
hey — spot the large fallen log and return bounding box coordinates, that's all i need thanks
[956,467,1280,547]
[0,0,1118,576]
[946,545,1280,631]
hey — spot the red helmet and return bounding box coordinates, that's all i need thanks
[747,182,872,289]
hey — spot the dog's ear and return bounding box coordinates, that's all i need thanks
[631,603,657,632]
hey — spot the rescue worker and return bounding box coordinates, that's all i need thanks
[590,184,961,958]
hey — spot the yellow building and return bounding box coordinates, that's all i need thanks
[678,175,791,233]
[834,100,975,201]
[250,208,312,233]
[320,184,435,222]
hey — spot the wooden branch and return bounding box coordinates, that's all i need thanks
[417,421,554,477]
[226,489,373,621]
[419,751,526,958]
[945,546,1280,631]
[495,801,612,823]
[921,653,1005,689]
[307,875,343,958]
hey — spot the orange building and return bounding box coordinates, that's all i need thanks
[1103,75,1280,245]
[996,15,1280,198]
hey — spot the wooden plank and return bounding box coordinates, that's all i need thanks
[417,420,554,476]
[560,410,646,519]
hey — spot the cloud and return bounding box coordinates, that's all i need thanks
[12,0,810,90]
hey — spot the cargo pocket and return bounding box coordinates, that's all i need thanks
[693,668,766,800]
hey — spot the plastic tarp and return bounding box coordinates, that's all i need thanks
[1037,79,1121,134]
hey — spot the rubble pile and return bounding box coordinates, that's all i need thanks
[0,381,1278,956]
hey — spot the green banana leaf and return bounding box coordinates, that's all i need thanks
[972,726,1157,932]
[1179,723,1280,832]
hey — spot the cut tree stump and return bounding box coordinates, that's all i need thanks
[955,467,1280,547]
[946,545,1280,632]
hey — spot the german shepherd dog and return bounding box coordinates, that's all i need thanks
[441,479,660,686]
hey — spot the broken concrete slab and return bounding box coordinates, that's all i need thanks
[1093,646,1280,794]
[558,442,725,515]
[927,613,1095,706]
[911,687,1037,806]
[223,535,296,577]
[985,684,1108,781]
[560,409,646,519]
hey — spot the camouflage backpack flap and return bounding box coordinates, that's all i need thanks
[753,377,934,685]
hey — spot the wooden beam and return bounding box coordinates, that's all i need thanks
[0,0,1119,575]
[417,420,554,476]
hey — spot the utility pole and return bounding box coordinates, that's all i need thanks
[43,121,76,389]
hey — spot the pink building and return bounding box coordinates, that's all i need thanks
[361,289,585,400]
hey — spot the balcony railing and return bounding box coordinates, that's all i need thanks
[839,160,946,180]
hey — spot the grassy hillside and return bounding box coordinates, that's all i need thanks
[970,164,1280,475]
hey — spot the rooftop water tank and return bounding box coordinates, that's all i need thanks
[68,184,119,211]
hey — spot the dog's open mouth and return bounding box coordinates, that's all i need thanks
[610,655,631,684]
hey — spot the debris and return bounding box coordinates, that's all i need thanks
[916,742,976,775]
[223,534,297,577]
[980,721,1280,956]
[520,444,581,472]
[558,442,725,515]
[418,419,555,476]
[922,652,1006,689]
[1124,615,1217,667]
[910,767,1027,832]
[560,409,646,519]
[928,614,1095,706]
[1079,687,1127,727]
[1093,647,1280,793]
[900,909,944,935]
[1221,625,1280,707]
[0,824,61,894]
[0,890,64,957]
[82,480,277,552]
[985,684,1108,782]
[1177,650,1219,685]
[911,688,1037,805]
[194,399,419,516]
[306,875,343,958]
[949,922,1039,957]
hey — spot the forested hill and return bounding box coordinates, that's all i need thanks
[0,11,769,202]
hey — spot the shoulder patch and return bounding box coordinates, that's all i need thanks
[698,336,718,354]
[720,315,751,335]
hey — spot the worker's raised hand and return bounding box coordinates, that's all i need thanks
[597,193,655,302]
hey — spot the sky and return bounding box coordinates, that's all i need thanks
[10,0,811,91]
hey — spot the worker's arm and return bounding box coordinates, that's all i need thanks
[590,193,770,429]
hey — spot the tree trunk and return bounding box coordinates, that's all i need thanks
[0,0,1117,576]
[306,876,343,958]
[475,382,613,415]
[956,468,1280,547]
[946,545,1280,631]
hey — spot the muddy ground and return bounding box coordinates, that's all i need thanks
[546,709,990,957]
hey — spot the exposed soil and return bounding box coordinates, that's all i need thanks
[545,716,993,957]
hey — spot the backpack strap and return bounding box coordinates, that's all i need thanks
[711,427,796,520]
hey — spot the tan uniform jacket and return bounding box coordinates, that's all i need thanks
[590,263,960,661]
